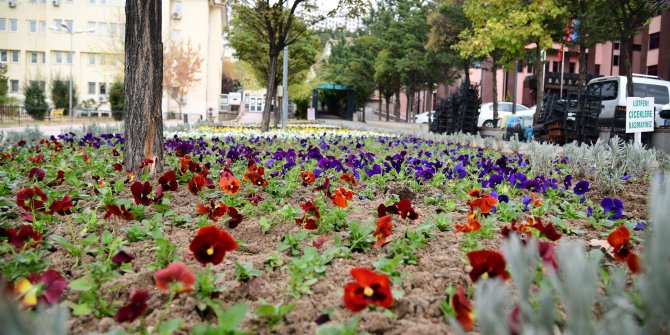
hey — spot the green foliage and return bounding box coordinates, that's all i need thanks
[234,262,262,282]
[50,77,78,112]
[0,64,8,100]
[23,81,48,120]
[192,302,249,335]
[109,81,124,120]
[255,302,296,326]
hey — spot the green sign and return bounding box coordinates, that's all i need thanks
[626,97,654,133]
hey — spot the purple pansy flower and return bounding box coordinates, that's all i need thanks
[573,180,590,195]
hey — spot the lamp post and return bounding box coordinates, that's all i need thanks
[281,0,289,129]
[52,23,95,123]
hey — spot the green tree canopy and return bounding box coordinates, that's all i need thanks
[24,81,48,120]
[50,76,78,114]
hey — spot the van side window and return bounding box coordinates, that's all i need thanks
[600,81,618,100]
[585,82,602,96]
[646,84,669,105]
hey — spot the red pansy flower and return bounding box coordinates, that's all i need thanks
[189,225,238,266]
[188,173,207,195]
[158,171,179,192]
[226,207,244,229]
[466,250,510,282]
[16,186,48,212]
[219,176,241,195]
[501,220,521,238]
[137,158,154,169]
[396,198,419,220]
[452,287,474,332]
[28,154,45,165]
[113,163,123,172]
[607,226,641,273]
[244,171,268,187]
[455,212,482,233]
[312,235,331,249]
[103,204,134,220]
[246,193,263,205]
[343,268,394,312]
[340,173,358,187]
[377,203,398,218]
[331,188,352,208]
[25,269,68,306]
[154,262,196,293]
[3,225,42,249]
[112,148,120,156]
[529,193,543,207]
[537,241,558,270]
[525,217,562,241]
[115,289,149,323]
[196,200,228,222]
[130,181,152,206]
[300,199,321,219]
[301,171,316,186]
[468,195,498,214]
[373,215,393,248]
[296,215,318,230]
[111,250,135,264]
[314,177,332,198]
[47,195,73,215]
[28,168,45,181]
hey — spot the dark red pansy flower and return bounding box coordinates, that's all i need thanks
[16,186,48,212]
[103,204,134,220]
[53,170,65,186]
[115,289,149,323]
[296,215,318,230]
[153,185,164,204]
[501,220,520,238]
[537,241,558,270]
[314,177,332,198]
[130,181,152,206]
[25,269,68,306]
[396,198,418,220]
[188,173,207,195]
[244,171,268,187]
[607,226,640,273]
[154,262,196,293]
[111,250,135,264]
[340,173,358,187]
[226,207,244,229]
[189,225,238,266]
[301,171,315,186]
[28,168,46,181]
[158,170,179,192]
[18,140,27,147]
[373,215,393,248]
[179,156,192,174]
[137,158,154,169]
[112,148,120,157]
[3,225,42,249]
[312,236,331,249]
[113,163,123,172]
[466,250,510,282]
[300,199,321,219]
[28,154,45,165]
[246,193,263,205]
[452,287,474,332]
[343,268,394,312]
[47,195,73,215]
[196,200,228,222]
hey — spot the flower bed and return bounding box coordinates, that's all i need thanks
[0,128,668,334]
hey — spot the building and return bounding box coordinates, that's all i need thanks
[0,0,226,122]
[312,9,365,32]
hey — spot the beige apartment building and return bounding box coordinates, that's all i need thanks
[0,0,226,122]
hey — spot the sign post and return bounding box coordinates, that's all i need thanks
[626,97,655,146]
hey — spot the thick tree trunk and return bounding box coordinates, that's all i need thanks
[124,0,163,176]
[378,90,382,121]
[395,91,400,122]
[492,58,499,123]
[406,90,413,123]
[463,59,470,86]
[621,37,635,96]
[261,55,278,132]
[578,42,588,88]
[426,84,433,125]
[535,46,544,125]
[385,95,390,122]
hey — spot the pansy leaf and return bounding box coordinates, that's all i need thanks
[158,318,184,335]
[69,278,93,291]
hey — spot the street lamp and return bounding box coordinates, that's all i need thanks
[50,23,95,123]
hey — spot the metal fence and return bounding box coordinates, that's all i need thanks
[0,105,114,126]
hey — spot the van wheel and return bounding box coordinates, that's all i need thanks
[482,120,496,128]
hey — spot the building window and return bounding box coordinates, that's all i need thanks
[30,52,45,64]
[613,55,620,66]
[0,51,7,63]
[11,51,19,63]
[649,32,660,50]
[173,1,182,16]
[54,19,63,32]
[99,83,106,95]
[31,52,38,64]
[55,52,63,64]
[10,80,19,93]
[552,61,559,73]
[65,20,73,32]
[66,51,72,64]
[10,19,18,32]
[595,64,601,75]
[110,23,118,35]
[569,62,576,74]
[88,54,96,65]
[89,0,96,4]
[39,21,46,33]
[100,0,107,4]
[99,23,108,35]
[614,42,620,50]
[29,20,37,33]
[517,63,523,73]
[633,44,642,51]
[648,65,658,76]
[88,82,96,94]
[88,21,96,33]
[0,19,6,32]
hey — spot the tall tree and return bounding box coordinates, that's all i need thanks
[50,76,78,113]
[124,0,163,176]
[228,0,366,132]
[605,0,668,96]
[163,40,204,116]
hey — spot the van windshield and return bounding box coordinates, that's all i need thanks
[633,83,670,104]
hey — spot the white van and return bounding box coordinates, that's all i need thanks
[585,74,670,127]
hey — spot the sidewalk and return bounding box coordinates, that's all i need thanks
[0,119,183,137]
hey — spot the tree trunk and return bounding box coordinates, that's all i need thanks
[261,54,278,132]
[463,59,470,86]
[395,91,400,122]
[273,84,280,128]
[385,95,390,122]
[492,58,499,123]
[534,46,544,125]
[124,0,163,176]
[406,90,413,123]
[378,90,382,121]
[621,37,635,96]
[578,42,588,89]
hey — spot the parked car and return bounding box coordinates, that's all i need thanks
[414,111,434,124]
[477,102,531,128]
[585,74,670,127]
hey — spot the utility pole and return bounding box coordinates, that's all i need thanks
[281,0,289,129]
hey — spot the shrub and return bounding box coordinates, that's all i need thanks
[24,81,48,120]
[50,77,78,114]
[109,81,124,121]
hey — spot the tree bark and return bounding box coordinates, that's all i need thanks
[578,42,588,88]
[378,90,382,121]
[463,59,471,86]
[621,37,635,96]
[395,91,400,122]
[426,84,433,125]
[124,0,163,176]
[261,54,278,132]
[385,95,390,122]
